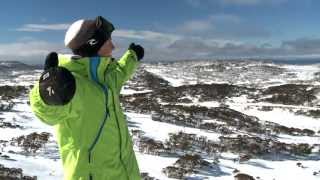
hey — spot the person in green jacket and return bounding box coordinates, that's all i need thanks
[29,16,144,180]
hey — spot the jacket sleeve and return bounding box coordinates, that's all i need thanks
[105,50,139,92]
[29,83,72,126]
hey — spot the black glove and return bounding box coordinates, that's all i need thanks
[129,43,144,61]
[39,52,76,105]
[44,52,59,70]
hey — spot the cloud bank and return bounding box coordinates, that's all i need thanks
[16,23,70,32]
[4,20,320,63]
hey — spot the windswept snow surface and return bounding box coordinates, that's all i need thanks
[0,60,319,180]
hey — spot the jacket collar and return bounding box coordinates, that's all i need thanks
[58,54,111,85]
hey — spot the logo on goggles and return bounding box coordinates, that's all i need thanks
[88,39,98,46]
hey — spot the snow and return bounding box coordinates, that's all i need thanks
[228,104,320,131]
[126,112,222,142]
[176,101,221,108]
[0,61,319,180]
[144,67,186,87]
[127,111,320,180]
[217,153,320,180]
[136,152,178,180]
[0,153,63,180]
[277,134,320,145]
[121,89,153,95]
[135,150,320,180]
[174,96,320,131]
[144,61,320,88]
[285,64,320,81]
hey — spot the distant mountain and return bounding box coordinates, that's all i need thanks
[0,61,39,71]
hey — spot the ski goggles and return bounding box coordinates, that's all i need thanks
[95,16,115,40]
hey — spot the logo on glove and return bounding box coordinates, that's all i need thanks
[46,86,55,96]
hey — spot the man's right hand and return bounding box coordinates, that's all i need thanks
[39,52,76,105]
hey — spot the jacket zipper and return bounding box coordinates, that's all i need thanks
[87,85,108,180]
[88,57,109,179]
[112,76,130,180]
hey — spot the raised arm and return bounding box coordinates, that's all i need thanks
[105,43,144,92]
[29,52,76,126]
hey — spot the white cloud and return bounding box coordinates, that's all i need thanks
[179,20,213,32]
[4,24,319,63]
[281,38,320,53]
[16,23,70,32]
[186,0,288,7]
[113,29,182,47]
[176,14,241,36]
[176,14,270,39]
[186,0,202,7]
[221,0,260,5]
[209,14,242,24]
[0,41,68,64]
[221,0,289,6]
[0,29,183,63]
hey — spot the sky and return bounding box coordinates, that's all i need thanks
[0,0,320,64]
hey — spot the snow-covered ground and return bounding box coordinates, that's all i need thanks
[0,60,320,180]
[127,112,320,180]
[145,61,320,87]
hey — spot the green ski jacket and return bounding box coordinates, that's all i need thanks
[30,50,141,180]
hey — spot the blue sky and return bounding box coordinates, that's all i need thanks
[0,0,320,63]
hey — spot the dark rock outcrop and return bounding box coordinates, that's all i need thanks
[262,84,318,105]
[11,132,50,154]
[0,86,28,100]
[0,164,37,180]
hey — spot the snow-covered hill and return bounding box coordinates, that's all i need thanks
[0,60,320,180]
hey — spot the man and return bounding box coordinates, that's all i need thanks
[29,16,144,180]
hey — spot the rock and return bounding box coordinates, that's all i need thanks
[233,169,240,174]
[0,163,36,179]
[0,121,22,129]
[295,109,320,118]
[174,154,211,171]
[0,86,28,100]
[234,173,255,180]
[162,166,188,179]
[128,68,171,91]
[137,137,164,155]
[262,84,317,105]
[11,132,50,154]
[140,172,158,180]
[0,100,15,112]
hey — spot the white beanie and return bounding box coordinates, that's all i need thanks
[64,19,96,51]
